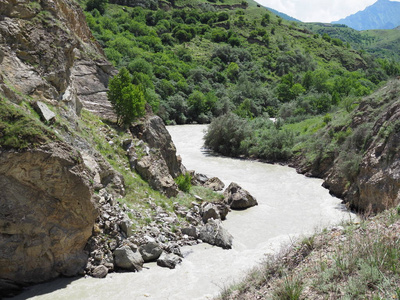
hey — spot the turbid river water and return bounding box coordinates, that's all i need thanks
[14,124,355,300]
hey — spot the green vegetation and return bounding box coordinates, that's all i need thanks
[79,0,395,127]
[175,173,192,192]
[218,207,400,299]
[305,23,400,62]
[107,67,146,126]
[0,98,56,149]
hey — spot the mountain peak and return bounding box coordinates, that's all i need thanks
[332,0,400,30]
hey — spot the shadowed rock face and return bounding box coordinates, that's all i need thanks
[0,143,97,283]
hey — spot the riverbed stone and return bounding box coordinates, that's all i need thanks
[198,219,233,249]
[113,246,143,271]
[181,226,199,239]
[92,265,108,278]
[157,252,182,269]
[224,182,258,210]
[139,242,162,262]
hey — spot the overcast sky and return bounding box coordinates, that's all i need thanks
[256,0,400,23]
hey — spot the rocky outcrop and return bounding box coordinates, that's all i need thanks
[135,153,179,197]
[0,142,97,284]
[0,0,115,118]
[324,100,400,212]
[295,80,400,213]
[138,116,184,178]
[224,182,258,210]
[129,116,185,197]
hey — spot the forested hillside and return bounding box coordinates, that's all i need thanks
[79,0,397,125]
[305,22,400,61]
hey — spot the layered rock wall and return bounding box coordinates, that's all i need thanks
[0,143,97,283]
[0,0,115,118]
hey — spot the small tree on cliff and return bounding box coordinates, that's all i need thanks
[107,68,146,126]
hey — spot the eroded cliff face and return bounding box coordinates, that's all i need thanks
[298,80,400,213]
[0,1,190,294]
[0,0,115,118]
[0,142,97,283]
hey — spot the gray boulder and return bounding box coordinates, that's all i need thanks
[157,252,182,269]
[32,101,56,123]
[224,182,258,209]
[92,265,108,278]
[203,177,225,191]
[135,154,179,198]
[181,226,199,239]
[201,202,220,223]
[118,218,133,237]
[139,242,162,262]
[198,219,233,249]
[113,246,144,271]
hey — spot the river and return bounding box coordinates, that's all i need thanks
[14,124,355,300]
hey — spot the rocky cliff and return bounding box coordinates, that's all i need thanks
[0,0,115,118]
[0,0,186,295]
[296,79,400,213]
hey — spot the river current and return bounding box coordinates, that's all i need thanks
[15,124,355,300]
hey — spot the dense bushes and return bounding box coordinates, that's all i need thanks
[204,113,251,156]
[83,0,393,126]
[204,113,294,161]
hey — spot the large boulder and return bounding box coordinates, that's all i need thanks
[203,177,225,191]
[198,219,233,249]
[136,116,183,178]
[224,182,258,210]
[201,203,221,223]
[0,143,97,284]
[135,154,179,197]
[113,245,144,271]
[139,242,162,262]
[157,252,182,269]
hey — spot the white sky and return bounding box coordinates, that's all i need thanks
[255,0,400,23]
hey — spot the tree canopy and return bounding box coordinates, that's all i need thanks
[107,68,146,126]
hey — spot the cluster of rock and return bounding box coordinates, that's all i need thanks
[83,175,258,278]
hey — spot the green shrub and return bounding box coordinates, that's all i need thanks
[175,173,192,192]
[204,113,251,157]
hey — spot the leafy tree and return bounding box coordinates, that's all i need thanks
[226,62,239,82]
[107,68,146,126]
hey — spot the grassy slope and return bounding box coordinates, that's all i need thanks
[0,98,57,149]
[305,23,400,61]
[218,207,400,299]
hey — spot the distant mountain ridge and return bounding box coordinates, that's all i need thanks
[264,6,300,22]
[332,0,400,30]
